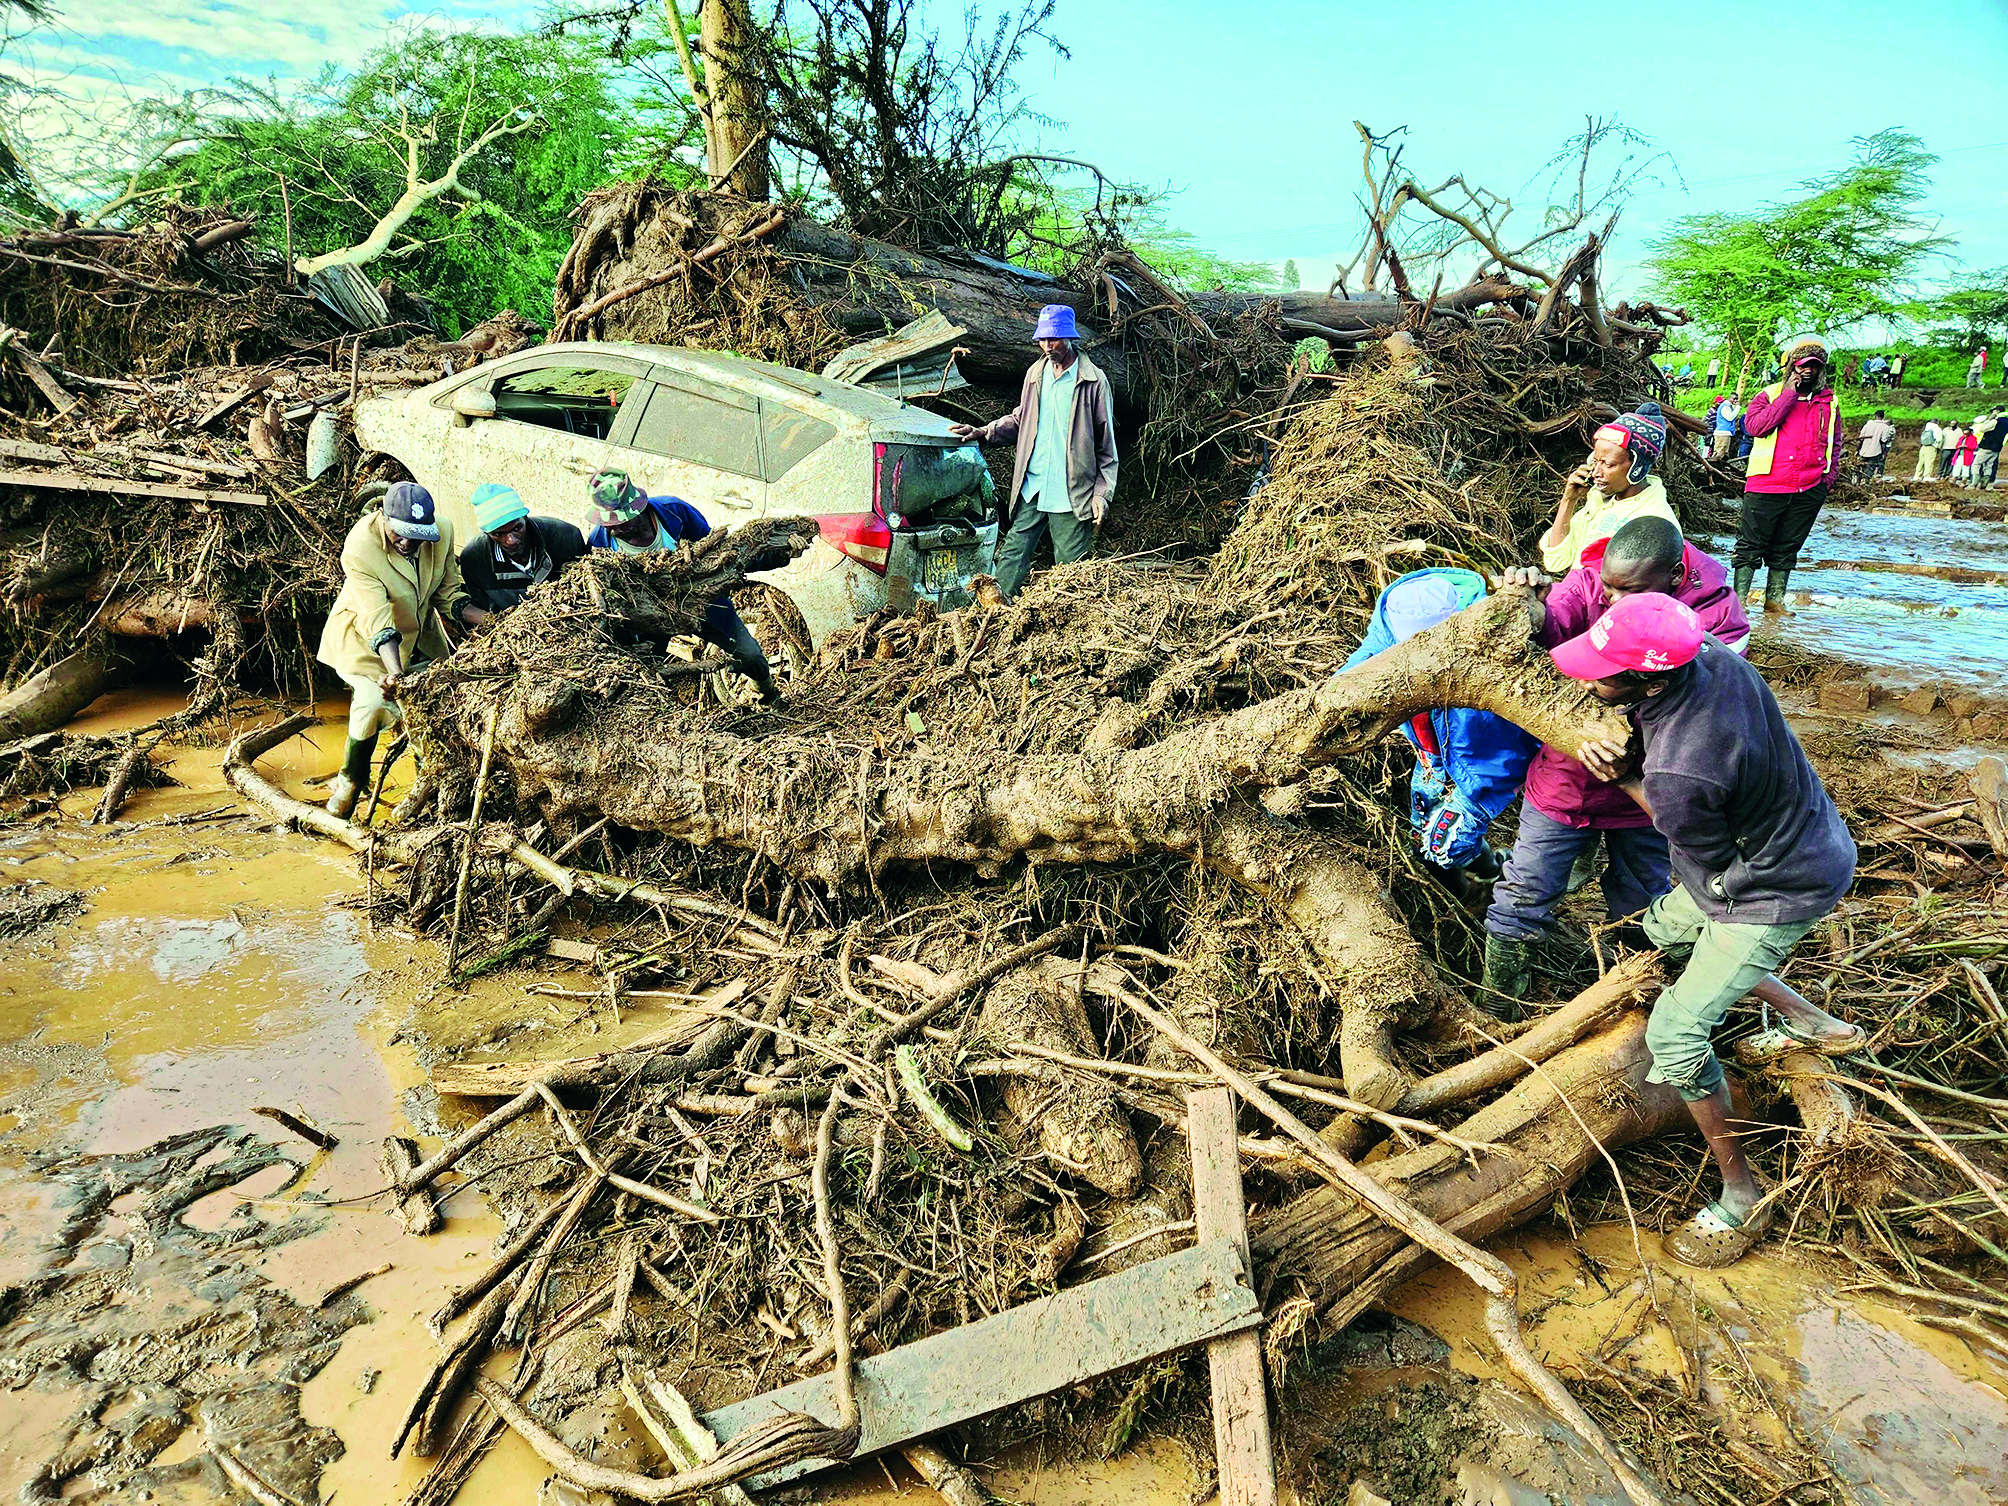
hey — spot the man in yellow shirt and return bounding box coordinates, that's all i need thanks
[316,482,490,818]
[1539,403,1679,574]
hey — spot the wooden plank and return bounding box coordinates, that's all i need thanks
[700,1236,1262,1489]
[1188,1087,1278,1506]
[0,466,268,507]
[0,436,70,464]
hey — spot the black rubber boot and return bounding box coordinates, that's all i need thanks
[1763,568,1792,615]
[1733,565,1756,601]
[1480,934,1535,1020]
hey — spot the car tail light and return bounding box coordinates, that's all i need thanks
[816,510,892,573]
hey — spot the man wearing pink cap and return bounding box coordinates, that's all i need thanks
[1481,517,1750,1007]
[1553,591,1864,1268]
[951,304,1117,600]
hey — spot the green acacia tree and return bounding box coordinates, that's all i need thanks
[1646,129,1949,393]
[1919,267,2008,349]
[155,25,688,334]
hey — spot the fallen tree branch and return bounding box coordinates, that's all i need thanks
[472,1377,856,1501]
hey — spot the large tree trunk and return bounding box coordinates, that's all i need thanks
[553,189,1530,411]
[700,0,769,201]
[1251,1012,1691,1298]
[402,546,1626,895]
[0,634,128,741]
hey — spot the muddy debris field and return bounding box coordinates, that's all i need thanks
[1,193,2007,1506]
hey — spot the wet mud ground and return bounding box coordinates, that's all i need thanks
[2,561,2006,1506]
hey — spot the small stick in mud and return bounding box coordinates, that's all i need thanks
[813,1088,861,1430]
[315,1260,393,1309]
[444,704,500,974]
[251,1104,339,1151]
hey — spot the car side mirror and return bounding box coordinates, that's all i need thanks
[452,387,496,426]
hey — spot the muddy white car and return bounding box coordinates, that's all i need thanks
[352,341,998,645]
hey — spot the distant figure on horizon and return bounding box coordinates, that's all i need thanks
[1952,425,1980,485]
[1889,352,1906,387]
[1914,419,1943,480]
[1974,408,2007,490]
[1710,395,1742,461]
[1969,348,1989,388]
[1705,354,1723,388]
[1940,423,1964,480]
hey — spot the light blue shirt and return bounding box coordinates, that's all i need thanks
[612,518,673,554]
[1024,358,1079,515]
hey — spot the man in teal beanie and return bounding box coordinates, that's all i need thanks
[458,481,587,612]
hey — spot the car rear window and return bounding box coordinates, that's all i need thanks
[878,443,993,524]
[630,379,762,478]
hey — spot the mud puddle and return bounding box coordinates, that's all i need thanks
[0,695,559,1505]
[1713,511,2008,690]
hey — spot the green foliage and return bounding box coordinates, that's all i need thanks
[1646,130,1950,375]
[153,25,691,335]
[1281,257,1300,290]
[1914,266,2008,349]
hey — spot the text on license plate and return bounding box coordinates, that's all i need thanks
[920,549,962,591]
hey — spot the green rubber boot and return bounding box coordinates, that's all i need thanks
[1733,565,1756,602]
[325,732,379,820]
[1763,568,1792,615]
[1481,934,1535,1021]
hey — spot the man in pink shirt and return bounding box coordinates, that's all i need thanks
[1481,516,1750,1007]
[1734,336,1841,615]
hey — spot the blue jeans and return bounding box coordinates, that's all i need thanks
[1485,807,1673,942]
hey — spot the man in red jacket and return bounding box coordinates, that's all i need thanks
[1735,336,1841,614]
[1483,517,1750,1007]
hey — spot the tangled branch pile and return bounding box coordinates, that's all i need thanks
[0,205,344,380]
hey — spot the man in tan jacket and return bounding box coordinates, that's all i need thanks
[951,303,1117,600]
[317,481,489,818]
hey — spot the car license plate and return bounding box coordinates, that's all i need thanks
[920,548,961,592]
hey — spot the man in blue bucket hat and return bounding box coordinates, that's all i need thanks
[951,302,1117,600]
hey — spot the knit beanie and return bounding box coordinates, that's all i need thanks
[471,481,529,535]
[1596,401,1669,485]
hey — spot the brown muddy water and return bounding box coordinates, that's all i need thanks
[2,693,2006,1505]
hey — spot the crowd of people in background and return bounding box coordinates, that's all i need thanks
[1683,345,2007,493]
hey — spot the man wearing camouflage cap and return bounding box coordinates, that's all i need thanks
[583,469,784,702]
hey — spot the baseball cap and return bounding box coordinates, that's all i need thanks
[382,480,440,542]
[1550,592,1703,680]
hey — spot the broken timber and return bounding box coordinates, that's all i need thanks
[698,1236,1262,1489]
[1187,1087,1278,1506]
[0,467,268,507]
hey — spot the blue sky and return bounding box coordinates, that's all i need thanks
[14,0,2008,301]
